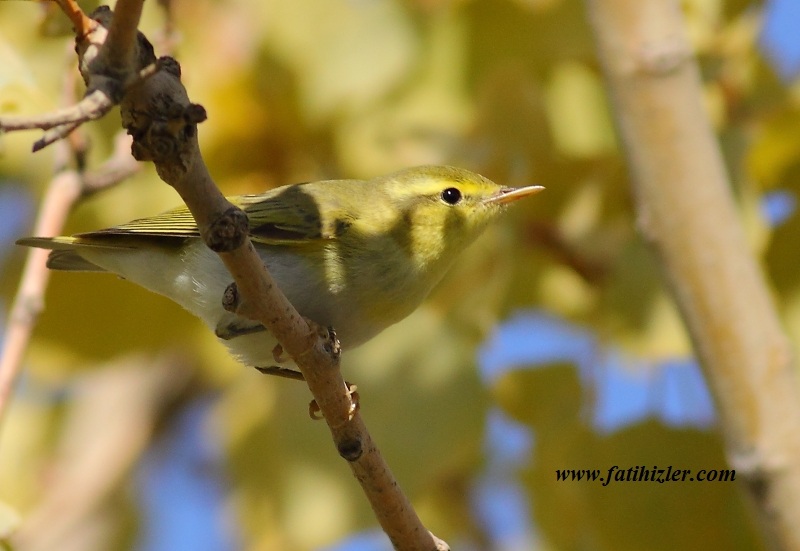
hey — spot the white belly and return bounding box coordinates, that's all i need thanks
[78,239,381,367]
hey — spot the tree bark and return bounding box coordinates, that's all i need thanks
[586,1,800,549]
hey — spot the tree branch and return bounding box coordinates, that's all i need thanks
[53,0,94,39]
[0,54,140,427]
[11,354,196,551]
[3,3,449,549]
[586,1,800,549]
[115,22,449,551]
[0,160,81,426]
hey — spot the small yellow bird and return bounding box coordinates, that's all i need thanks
[18,165,542,375]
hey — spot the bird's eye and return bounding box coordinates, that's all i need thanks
[440,187,462,205]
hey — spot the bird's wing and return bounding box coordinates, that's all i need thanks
[75,183,352,246]
[242,184,353,245]
[86,204,201,239]
[17,182,359,272]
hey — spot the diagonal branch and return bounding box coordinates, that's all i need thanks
[121,50,450,551]
[0,147,140,428]
[4,2,450,549]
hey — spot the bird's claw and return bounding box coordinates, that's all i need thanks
[308,381,359,421]
[272,343,288,364]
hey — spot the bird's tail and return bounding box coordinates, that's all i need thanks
[16,236,111,272]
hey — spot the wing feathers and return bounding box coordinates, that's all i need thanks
[87,206,200,239]
[18,181,359,260]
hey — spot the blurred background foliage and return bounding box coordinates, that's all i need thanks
[0,0,797,550]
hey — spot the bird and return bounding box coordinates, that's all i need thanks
[17,165,543,377]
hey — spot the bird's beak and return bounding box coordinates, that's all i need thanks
[486,185,545,205]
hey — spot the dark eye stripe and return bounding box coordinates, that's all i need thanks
[441,187,462,205]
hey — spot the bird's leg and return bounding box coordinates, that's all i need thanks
[215,320,266,340]
[250,343,299,379]
[253,365,305,380]
[252,320,356,419]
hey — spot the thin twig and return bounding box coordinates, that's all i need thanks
[100,0,144,70]
[0,160,138,426]
[0,156,82,426]
[33,121,82,152]
[81,132,140,196]
[155,0,177,55]
[1,60,161,153]
[0,42,141,427]
[0,0,160,151]
[0,89,112,132]
[53,0,93,38]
